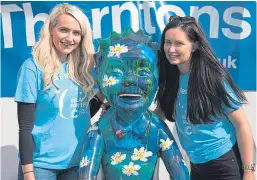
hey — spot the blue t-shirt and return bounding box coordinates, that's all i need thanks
[175,73,241,164]
[15,58,98,169]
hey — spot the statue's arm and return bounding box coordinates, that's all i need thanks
[78,123,105,180]
[159,121,190,180]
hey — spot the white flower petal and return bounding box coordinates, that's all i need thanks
[129,162,134,166]
[141,158,147,162]
[144,151,153,157]
[131,155,137,161]
[121,154,126,160]
[132,171,139,175]
[134,164,141,170]
[111,161,117,165]
[139,147,144,152]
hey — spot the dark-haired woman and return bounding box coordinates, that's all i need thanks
[155,16,255,180]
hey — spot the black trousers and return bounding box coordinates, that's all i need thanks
[190,143,243,180]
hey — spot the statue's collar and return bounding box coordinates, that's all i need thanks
[111,111,152,139]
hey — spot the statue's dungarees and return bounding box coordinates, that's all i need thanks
[79,108,189,180]
[99,109,158,180]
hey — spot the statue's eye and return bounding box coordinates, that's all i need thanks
[138,71,149,76]
[110,68,123,76]
[137,68,150,76]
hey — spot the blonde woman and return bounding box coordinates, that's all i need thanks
[15,4,99,180]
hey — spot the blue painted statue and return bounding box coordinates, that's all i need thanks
[78,28,190,180]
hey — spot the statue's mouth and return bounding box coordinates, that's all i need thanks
[118,93,142,100]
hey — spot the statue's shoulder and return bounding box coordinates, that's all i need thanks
[149,111,166,128]
[86,122,101,138]
[97,107,116,138]
[98,107,115,125]
[87,107,115,136]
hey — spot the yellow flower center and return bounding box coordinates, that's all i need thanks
[135,152,144,159]
[115,46,122,52]
[114,155,121,162]
[127,166,135,173]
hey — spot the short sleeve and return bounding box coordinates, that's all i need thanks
[14,58,39,103]
[223,82,242,114]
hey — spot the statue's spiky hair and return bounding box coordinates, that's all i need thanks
[109,28,152,44]
[95,27,158,64]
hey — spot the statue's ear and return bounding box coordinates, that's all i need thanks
[94,53,101,75]
[94,53,98,66]
[94,53,102,68]
[95,39,109,69]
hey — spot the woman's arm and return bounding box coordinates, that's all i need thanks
[228,107,255,180]
[95,91,110,115]
[95,91,105,103]
[17,102,36,180]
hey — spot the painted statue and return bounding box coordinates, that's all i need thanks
[78,28,190,180]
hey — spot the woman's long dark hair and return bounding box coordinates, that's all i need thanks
[155,16,247,124]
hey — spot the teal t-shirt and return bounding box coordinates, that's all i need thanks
[175,73,241,164]
[15,58,98,169]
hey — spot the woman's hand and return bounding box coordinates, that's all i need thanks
[100,102,109,116]
[22,164,35,180]
[24,172,35,180]
[242,170,255,180]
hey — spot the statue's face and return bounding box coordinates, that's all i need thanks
[97,43,158,114]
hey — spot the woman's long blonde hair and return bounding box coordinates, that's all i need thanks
[32,3,96,100]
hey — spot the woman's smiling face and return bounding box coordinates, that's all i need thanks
[50,13,82,60]
[164,27,195,73]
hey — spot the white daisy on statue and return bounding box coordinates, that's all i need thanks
[102,75,119,87]
[131,147,153,162]
[122,162,141,176]
[80,156,90,168]
[160,138,174,151]
[108,44,128,58]
[111,152,126,165]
